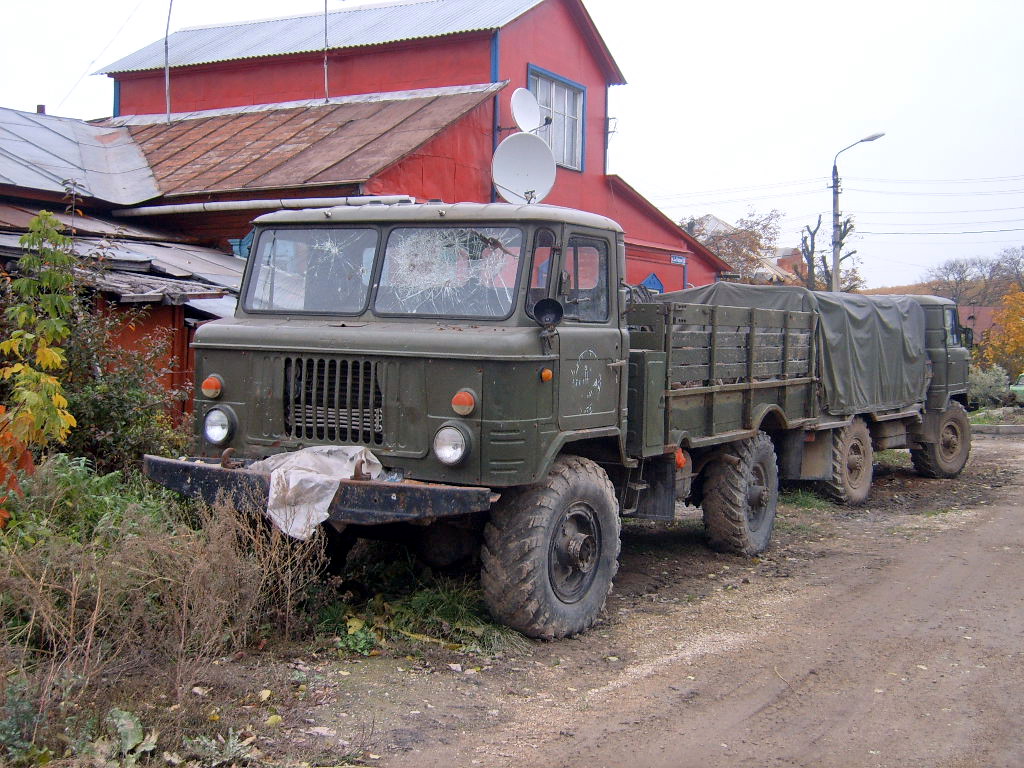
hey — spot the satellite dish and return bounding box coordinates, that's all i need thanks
[511,87,542,132]
[492,132,556,205]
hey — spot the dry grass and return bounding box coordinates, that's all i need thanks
[0,475,325,763]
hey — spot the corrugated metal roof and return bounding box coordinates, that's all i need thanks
[98,0,545,74]
[0,231,239,306]
[0,107,161,205]
[99,83,503,197]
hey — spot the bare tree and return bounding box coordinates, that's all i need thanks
[996,246,1024,293]
[926,258,976,304]
[687,209,783,282]
[814,215,861,292]
[799,215,822,290]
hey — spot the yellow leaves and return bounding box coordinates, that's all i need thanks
[34,343,65,370]
[985,289,1024,375]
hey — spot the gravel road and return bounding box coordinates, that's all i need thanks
[376,434,1024,768]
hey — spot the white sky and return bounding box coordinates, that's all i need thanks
[2,0,1022,288]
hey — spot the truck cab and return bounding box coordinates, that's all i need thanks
[190,201,628,488]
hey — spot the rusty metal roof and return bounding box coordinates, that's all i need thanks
[100,83,503,198]
[98,0,546,74]
[0,107,160,205]
[0,202,244,312]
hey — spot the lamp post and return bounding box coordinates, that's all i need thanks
[831,132,884,291]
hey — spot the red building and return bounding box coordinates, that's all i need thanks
[99,0,729,289]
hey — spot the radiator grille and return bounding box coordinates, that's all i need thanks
[283,357,384,444]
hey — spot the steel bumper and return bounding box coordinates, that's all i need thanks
[143,455,497,526]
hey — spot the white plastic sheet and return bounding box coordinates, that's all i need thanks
[248,445,383,540]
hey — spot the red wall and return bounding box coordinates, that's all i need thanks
[363,102,494,203]
[117,34,493,115]
[112,0,722,288]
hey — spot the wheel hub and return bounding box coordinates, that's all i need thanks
[566,531,596,573]
[941,425,960,455]
[548,503,602,604]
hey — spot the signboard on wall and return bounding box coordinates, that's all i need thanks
[670,254,687,265]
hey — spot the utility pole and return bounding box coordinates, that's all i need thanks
[830,132,884,291]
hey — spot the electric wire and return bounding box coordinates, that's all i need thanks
[55,0,149,110]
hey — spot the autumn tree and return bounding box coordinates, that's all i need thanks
[686,208,783,282]
[984,289,1024,377]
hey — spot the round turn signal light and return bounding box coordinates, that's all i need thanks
[201,375,223,399]
[451,390,476,416]
[540,368,554,382]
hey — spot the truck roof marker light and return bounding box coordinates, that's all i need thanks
[201,375,223,399]
[540,368,554,382]
[451,390,476,416]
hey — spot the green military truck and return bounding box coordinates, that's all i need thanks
[144,201,971,639]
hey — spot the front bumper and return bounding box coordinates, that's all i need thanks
[143,455,497,526]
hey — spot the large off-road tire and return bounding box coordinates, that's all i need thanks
[911,402,971,478]
[481,455,620,640]
[818,417,873,505]
[701,432,778,555]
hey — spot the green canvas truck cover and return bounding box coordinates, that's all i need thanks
[654,283,928,416]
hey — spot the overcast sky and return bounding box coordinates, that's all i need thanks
[2,0,1022,288]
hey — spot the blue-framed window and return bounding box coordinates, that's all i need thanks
[527,66,585,171]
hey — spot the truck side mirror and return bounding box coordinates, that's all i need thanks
[533,298,564,328]
[961,327,973,348]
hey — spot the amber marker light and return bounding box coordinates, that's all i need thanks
[451,390,476,416]
[201,375,223,399]
[540,368,554,382]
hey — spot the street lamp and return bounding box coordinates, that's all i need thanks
[831,132,884,291]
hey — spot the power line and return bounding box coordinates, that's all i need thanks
[56,0,149,110]
[859,227,1024,235]
[649,177,827,201]
[846,173,1024,185]
[845,187,1024,197]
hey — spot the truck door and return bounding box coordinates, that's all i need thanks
[555,234,622,431]
[944,306,969,396]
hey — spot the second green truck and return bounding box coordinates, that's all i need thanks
[144,201,972,639]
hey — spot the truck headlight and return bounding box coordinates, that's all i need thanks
[203,407,234,445]
[433,425,469,466]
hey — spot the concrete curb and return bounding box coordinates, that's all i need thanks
[972,424,1024,435]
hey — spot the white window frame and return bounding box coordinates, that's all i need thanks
[528,67,585,171]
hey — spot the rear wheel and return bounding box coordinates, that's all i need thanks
[481,455,620,639]
[912,402,971,478]
[819,417,873,505]
[701,432,778,555]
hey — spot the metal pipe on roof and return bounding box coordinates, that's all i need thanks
[111,196,415,217]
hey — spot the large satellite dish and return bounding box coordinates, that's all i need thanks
[510,87,542,132]
[492,132,556,205]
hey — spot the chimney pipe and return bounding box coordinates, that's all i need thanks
[36,105,46,114]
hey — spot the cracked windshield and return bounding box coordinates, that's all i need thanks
[375,226,524,317]
[246,228,377,313]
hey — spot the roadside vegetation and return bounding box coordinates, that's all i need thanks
[0,209,523,765]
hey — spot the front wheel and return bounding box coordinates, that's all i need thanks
[481,455,620,639]
[911,402,971,478]
[701,432,779,555]
[818,417,873,505]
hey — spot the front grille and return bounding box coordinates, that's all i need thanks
[284,356,384,445]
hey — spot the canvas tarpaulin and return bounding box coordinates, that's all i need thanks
[655,283,929,416]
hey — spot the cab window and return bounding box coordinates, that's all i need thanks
[944,307,960,346]
[561,237,608,322]
[526,228,556,316]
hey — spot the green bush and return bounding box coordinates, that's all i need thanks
[968,363,1010,409]
[58,303,189,474]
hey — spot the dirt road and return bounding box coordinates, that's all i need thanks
[354,434,1022,768]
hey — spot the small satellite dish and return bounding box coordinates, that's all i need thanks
[511,87,542,132]
[492,132,556,205]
